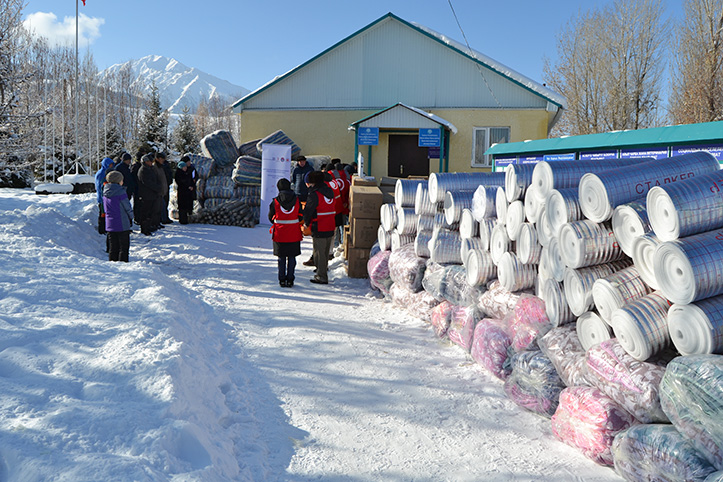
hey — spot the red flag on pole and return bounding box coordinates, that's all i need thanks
[82,0,86,5]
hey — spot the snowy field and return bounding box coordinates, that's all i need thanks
[0,188,623,481]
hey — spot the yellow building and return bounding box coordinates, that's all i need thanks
[232,13,565,179]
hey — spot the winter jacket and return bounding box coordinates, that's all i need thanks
[174,167,196,211]
[138,163,163,200]
[303,183,335,238]
[103,183,133,232]
[268,189,302,257]
[95,157,115,204]
[112,161,137,199]
[155,163,169,197]
[291,162,314,201]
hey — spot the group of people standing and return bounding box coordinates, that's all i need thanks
[95,152,197,262]
[269,157,356,287]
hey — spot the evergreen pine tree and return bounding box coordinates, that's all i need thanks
[172,105,199,155]
[135,81,168,156]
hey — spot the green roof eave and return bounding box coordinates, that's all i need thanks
[486,120,723,157]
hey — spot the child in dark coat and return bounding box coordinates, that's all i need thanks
[103,170,134,262]
[268,178,303,287]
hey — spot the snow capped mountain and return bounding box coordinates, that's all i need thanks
[101,55,249,114]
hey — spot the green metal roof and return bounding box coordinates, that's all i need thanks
[486,120,723,157]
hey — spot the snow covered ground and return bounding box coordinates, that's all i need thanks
[0,188,623,481]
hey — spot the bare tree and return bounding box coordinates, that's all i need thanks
[669,0,723,123]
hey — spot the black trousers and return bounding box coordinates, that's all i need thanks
[108,230,131,262]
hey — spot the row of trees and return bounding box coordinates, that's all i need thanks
[545,0,723,135]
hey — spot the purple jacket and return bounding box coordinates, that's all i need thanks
[103,183,133,232]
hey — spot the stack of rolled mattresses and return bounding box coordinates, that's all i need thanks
[395,179,425,210]
[428,171,504,203]
[378,203,397,251]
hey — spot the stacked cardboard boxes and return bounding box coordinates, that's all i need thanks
[346,178,383,278]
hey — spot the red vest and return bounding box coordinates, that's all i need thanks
[313,191,337,232]
[272,198,303,243]
[326,179,342,215]
[332,170,350,215]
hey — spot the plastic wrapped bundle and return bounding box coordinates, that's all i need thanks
[460,237,484,266]
[200,130,239,167]
[505,163,536,202]
[655,228,723,304]
[414,230,432,258]
[428,171,505,203]
[516,223,542,264]
[416,214,435,234]
[430,300,454,337]
[396,207,417,235]
[448,305,481,352]
[414,183,437,216]
[440,265,479,306]
[631,233,661,290]
[552,386,638,466]
[238,138,261,157]
[204,175,236,199]
[539,324,593,387]
[612,198,651,257]
[429,229,462,264]
[256,130,301,159]
[465,248,497,287]
[490,223,512,265]
[184,154,214,180]
[389,283,440,322]
[648,170,723,241]
[477,280,527,320]
[391,231,415,252]
[564,260,632,317]
[546,237,567,282]
[380,203,398,231]
[592,266,652,324]
[523,185,546,223]
[368,250,393,295]
[497,252,536,293]
[395,179,425,208]
[542,278,576,327]
[388,244,427,292]
[472,184,497,220]
[559,220,626,269]
[378,225,392,251]
[478,218,497,251]
[667,295,723,355]
[505,200,525,241]
[660,355,723,470]
[231,155,262,186]
[459,209,479,239]
[586,339,668,423]
[612,424,717,482]
[706,471,723,481]
[444,190,475,225]
[471,318,513,379]
[546,188,583,238]
[506,294,551,352]
[577,311,614,351]
[579,152,720,223]
[503,350,566,417]
[433,211,459,231]
[495,186,508,225]
[370,241,382,259]
[609,291,672,361]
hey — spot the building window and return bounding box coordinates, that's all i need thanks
[472,127,510,167]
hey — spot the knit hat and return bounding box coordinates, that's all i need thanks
[106,170,123,184]
[178,161,187,169]
[277,178,291,191]
[121,152,132,162]
[141,153,154,163]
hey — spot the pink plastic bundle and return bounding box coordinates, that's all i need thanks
[389,283,440,322]
[538,324,593,387]
[447,305,480,352]
[430,301,454,338]
[388,244,427,293]
[551,386,638,466]
[477,280,528,319]
[470,318,513,380]
[505,294,551,352]
[585,339,668,423]
[367,250,392,295]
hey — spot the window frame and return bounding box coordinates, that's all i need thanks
[471,126,510,168]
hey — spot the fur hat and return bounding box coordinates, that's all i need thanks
[106,170,124,184]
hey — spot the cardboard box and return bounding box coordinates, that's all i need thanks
[350,185,383,219]
[346,247,371,278]
[350,218,380,248]
[352,177,377,187]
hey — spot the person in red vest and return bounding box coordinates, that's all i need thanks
[331,160,351,248]
[303,170,336,284]
[268,178,303,288]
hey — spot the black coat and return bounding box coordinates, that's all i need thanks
[268,189,302,257]
[291,163,314,201]
[138,163,163,200]
[113,161,137,199]
[174,168,196,211]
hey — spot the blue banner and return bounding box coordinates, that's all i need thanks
[620,148,669,160]
[671,144,723,161]
[493,157,515,172]
[580,150,618,160]
[358,127,379,146]
[518,155,544,164]
[418,128,441,147]
[427,146,440,159]
[543,153,576,162]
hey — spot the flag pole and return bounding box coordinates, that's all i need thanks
[75,0,79,174]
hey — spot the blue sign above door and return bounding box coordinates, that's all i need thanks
[419,128,441,147]
[358,127,379,145]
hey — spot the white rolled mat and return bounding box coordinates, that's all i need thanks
[505,163,536,202]
[578,152,720,223]
[391,231,416,251]
[546,188,582,238]
[611,198,651,257]
[667,294,723,355]
[378,225,392,251]
[478,218,497,251]
[497,251,537,292]
[395,179,425,208]
[429,228,462,264]
[631,233,661,290]
[414,183,437,216]
[460,208,479,239]
[517,222,542,264]
[417,214,435,234]
[396,207,418,235]
[577,311,614,350]
[559,219,625,269]
[563,260,632,317]
[542,278,576,326]
[538,246,552,279]
[490,223,512,265]
[609,291,671,361]
[536,205,554,248]
[495,186,508,225]
[506,200,525,241]
[465,248,497,287]
[380,203,397,232]
[444,190,475,225]
[523,185,546,223]
[547,236,567,282]
[414,230,432,258]
[472,184,497,221]
[461,237,484,266]
[592,265,652,324]
[428,171,504,203]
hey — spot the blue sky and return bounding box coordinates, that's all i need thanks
[22,0,683,93]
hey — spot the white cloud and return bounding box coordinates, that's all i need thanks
[23,11,104,47]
